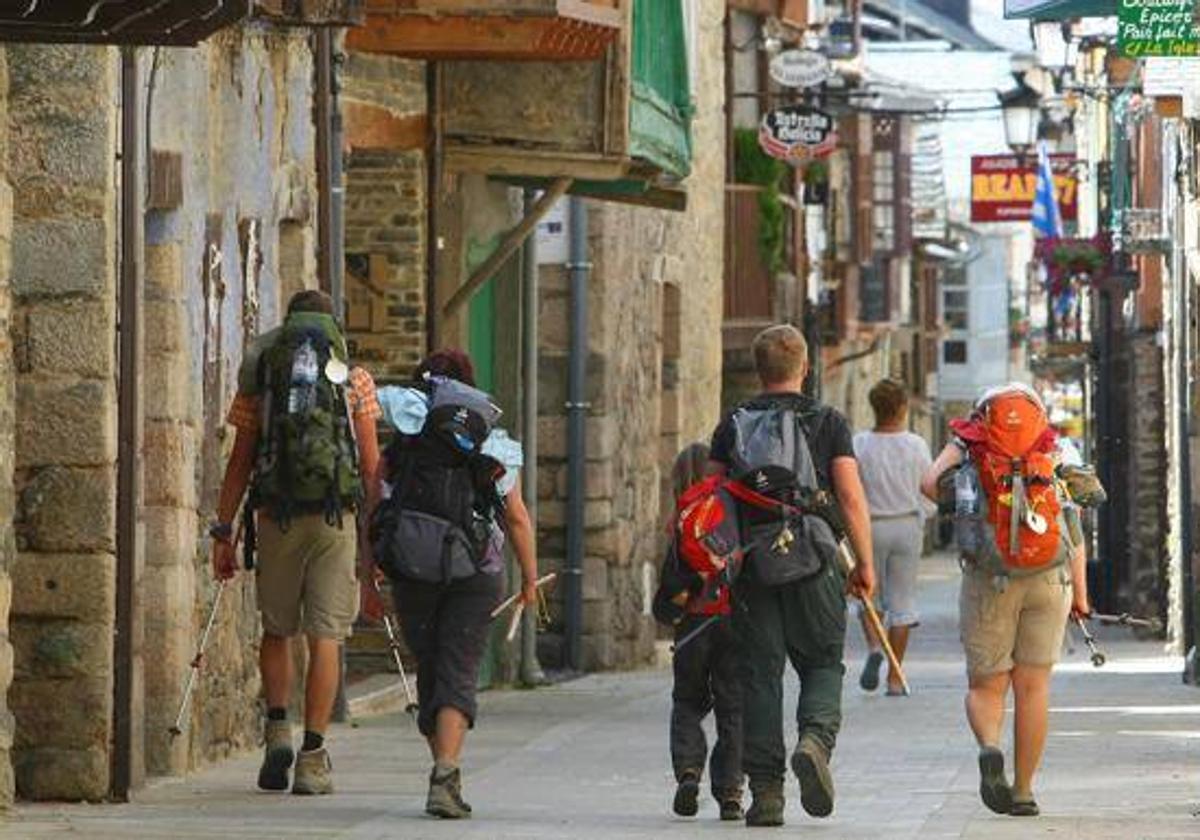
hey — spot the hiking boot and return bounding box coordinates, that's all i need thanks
[1009,796,1040,817]
[977,747,1013,815]
[859,650,884,692]
[745,780,785,827]
[426,766,472,819]
[291,747,334,795]
[672,770,700,817]
[791,735,834,818]
[717,793,745,822]
[257,719,294,792]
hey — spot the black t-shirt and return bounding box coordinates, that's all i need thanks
[709,392,855,493]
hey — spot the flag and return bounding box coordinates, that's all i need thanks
[1031,141,1063,239]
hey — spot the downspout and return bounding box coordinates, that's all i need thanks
[565,197,590,671]
[520,189,546,685]
[315,28,344,315]
[113,45,144,802]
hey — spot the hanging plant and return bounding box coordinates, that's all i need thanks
[1035,234,1111,293]
[734,128,787,276]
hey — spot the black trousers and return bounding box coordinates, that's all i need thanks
[733,562,848,785]
[391,571,504,737]
[670,614,744,797]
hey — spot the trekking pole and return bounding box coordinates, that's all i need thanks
[1093,612,1162,632]
[835,540,911,696]
[373,579,419,721]
[490,573,557,620]
[1073,616,1107,668]
[168,579,227,738]
[670,613,722,655]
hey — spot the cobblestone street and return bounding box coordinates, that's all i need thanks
[6,555,1197,839]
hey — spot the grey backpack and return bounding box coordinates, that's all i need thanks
[728,402,840,586]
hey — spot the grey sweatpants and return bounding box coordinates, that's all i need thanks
[870,515,923,627]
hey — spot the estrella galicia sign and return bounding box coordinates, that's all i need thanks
[759,105,838,163]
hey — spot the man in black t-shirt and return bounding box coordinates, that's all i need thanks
[708,325,875,827]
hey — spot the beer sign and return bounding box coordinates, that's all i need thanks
[769,49,833,89]
[759,106,838,163]
[970,154,1078,224]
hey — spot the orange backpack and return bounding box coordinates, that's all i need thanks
[956,388,1065,570]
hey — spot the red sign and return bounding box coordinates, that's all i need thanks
[970,154,1078,224]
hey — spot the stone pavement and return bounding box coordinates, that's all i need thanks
[6,554,1199,839]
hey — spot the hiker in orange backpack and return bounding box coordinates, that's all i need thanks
[921,383,1091,819]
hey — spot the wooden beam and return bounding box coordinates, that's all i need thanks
[444,144,630,180]
[442,177,574,318]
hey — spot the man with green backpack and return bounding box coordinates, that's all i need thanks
[211,290,382,796]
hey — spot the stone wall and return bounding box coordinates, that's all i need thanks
[0,48,15,808]
[1128,332,1169,626]
[536,0,727,670]
[140,28,320,775]
[342,52,427,381]
[7,45,120,801]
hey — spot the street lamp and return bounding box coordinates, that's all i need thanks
[999,73,1041,160]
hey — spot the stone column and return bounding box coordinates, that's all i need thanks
[8,45,119,801]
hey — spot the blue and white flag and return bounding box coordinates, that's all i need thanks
[1031,141,1062,239]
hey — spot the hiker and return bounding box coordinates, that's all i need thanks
[369,349,538,820]
[920,383,1090,818]
[651,442,744,822]
[852,379,934,696]
[211,289,382,796]
[707,324,875,827]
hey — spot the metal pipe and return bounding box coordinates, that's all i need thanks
[425,61,441,352]
[329,32,346,321]
[113,45,144,802]
[315,29,335,307]
[520,189,545,685]
[564,196,590,671]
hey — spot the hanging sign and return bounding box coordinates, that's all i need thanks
[769,49,832,89]
[970,154,1079,224]
[759,106,838,163]
[1118,0,1200,57]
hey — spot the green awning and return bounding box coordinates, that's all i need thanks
[1005,0,1115,20]
[629,0,693,179]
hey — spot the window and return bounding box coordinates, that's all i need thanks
[872,150,895,252]
[859,259,889,322]
[942,267,968,331]
[943,340,968,364]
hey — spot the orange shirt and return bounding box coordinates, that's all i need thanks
[226,366,382,433]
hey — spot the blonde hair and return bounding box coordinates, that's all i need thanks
[753,324,809,386]
[671,442,710,499]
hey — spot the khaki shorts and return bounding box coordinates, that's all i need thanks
[959,564,1071,676]
[256,513,358,640]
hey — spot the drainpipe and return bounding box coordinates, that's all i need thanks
[520,189,545,685]
[315,28,345,316]
[565,197,590,671]
[113,45,144,802]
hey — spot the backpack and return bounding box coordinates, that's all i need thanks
[250,311,361,526]
[371,377,507,584]
[951,386,1073,577]
[725,400,840,586]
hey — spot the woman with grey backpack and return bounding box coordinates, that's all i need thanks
[369,349,539,820]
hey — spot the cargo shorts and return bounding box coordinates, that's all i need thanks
[959,564,1071,676]
[256,513,358,640]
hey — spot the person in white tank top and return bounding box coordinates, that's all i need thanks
[852,379,934,696]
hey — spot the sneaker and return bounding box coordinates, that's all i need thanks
[977,747,1013,815]
[745,780,785,827]
[859,651,884,691]
[257,719,294,792]
[426,766,472,819]
[672,771,700,817]
[291,747,334,795]
[791,735,834,818]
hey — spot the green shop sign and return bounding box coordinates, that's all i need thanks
[1118,0,1200,57]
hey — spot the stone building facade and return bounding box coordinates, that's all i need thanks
[3,27,322,801]
[0,47,15,808]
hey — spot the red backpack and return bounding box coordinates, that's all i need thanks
[951,387,1065,570]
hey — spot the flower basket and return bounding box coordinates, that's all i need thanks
[1035,234,1111,293]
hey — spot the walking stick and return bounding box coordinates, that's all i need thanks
[168,579,227,737]
[490,573,557,620]
[373,579,420,721]
[670,613,722,655]
[835,541,911,696]
[1073,616,1107,668]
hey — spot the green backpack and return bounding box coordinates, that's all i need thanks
[249,311,363,526]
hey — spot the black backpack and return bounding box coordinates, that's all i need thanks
[371,378,507,584]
